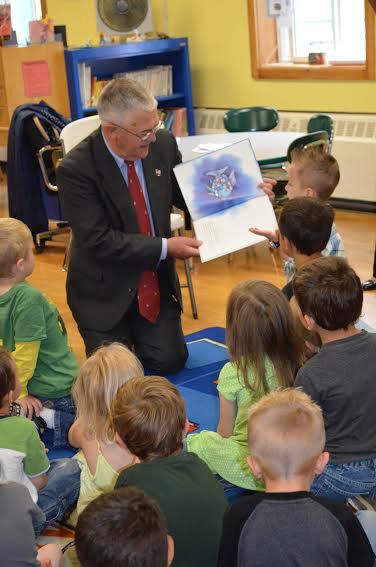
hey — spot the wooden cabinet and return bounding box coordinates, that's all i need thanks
[0,42,70,158]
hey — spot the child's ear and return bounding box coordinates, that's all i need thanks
[305,187,317,198]
[247,455,263,480]
[115,431,127,449]
[167,534,175,567]
[183,419,190,438]
[280,235,294,257]
[302,314,317,332]
[314,451,330,475]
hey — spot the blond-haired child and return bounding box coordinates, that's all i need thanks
[187,280,303,500]
[0,217,78,447]
[68,343,143,515]
[218,389,374,567]
[113,375,227,567]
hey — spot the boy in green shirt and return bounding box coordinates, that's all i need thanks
[113,375,227,567]
[0,347,80,534]
[0,218,78,447]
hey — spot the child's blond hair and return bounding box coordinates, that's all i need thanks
[248,388,325,480]
[0,218,32,278]
[73,343,143,441]
[290,147,340,200]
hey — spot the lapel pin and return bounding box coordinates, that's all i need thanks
[155,169,162,176]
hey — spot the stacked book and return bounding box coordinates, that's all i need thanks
[159,108,188,137]
[78,63,174,108]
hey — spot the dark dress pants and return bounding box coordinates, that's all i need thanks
[79,270,188,374]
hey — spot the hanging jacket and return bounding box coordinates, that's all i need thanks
[7,101,69,236]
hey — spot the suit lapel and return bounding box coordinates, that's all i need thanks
[142,149,164,236]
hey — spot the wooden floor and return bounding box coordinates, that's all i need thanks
[24,208,376,366]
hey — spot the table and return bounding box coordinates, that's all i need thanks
[177,131,305,163]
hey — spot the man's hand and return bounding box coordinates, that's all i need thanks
[258,177,277,201]
[17,395,43,419]
[167,236,202,259]
[249,227,279,242]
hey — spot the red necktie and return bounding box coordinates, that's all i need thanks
[126,161,160,324]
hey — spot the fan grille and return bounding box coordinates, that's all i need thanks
[97,0,149,32]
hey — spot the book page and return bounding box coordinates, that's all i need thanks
[194,195,277,262]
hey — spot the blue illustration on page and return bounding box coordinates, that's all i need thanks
[189,152,263,220]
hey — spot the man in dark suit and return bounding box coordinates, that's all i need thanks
[57,78,201,373]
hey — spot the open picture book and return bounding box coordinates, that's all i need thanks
[173,139,278,262]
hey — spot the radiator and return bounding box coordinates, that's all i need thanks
[194,108,376,206]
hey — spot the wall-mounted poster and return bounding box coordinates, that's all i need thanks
[173,139,277,262]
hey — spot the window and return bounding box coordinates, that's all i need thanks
[0,0,42,45]
[248,0,375,80]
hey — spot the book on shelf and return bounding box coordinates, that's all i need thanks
[159,107,188,137]
[114,65,172,97]
[78,64,175,109]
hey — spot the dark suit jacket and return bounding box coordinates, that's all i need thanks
[57,127,187,332]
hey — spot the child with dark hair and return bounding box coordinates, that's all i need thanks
[294,256,376,501]
[278,197,334,301]
[187,280,303,500]
[75,486,174,567]
[113,375,227,567]
[0,347,80,534]
[218,389,374,567]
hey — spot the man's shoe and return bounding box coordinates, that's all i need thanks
[362,279,376,291]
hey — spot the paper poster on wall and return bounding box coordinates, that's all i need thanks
[22,61,51,98]
[173,139,278,263]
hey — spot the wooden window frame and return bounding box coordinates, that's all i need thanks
[248,0,375,80]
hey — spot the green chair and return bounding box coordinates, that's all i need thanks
[223,106,279,132]
[307,113,334,151]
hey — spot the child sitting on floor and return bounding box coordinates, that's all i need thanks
[251,147,345,280]
[113,375,227,567]
[0,347,80,535]
[75,486,174,567]
[0,479,62,567]
[218,389,374,567]
[0,218,78,448]
[68,343,144,515]
[187,280,303,500]
[278,197,334,301]
[294,256,376,501]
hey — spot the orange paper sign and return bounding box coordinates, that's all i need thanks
[22,60,51,98]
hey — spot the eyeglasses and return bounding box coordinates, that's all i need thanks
[110,119,163,141]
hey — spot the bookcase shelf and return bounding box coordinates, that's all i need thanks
[64,38,195,134]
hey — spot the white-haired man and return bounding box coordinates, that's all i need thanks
[58,78,201,372]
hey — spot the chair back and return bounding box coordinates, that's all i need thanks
[287,131,329,162]
[307,113,334,150]
[223,106,279,132]
[60,115,101,154]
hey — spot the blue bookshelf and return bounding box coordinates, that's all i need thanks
[64,37,195,134]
